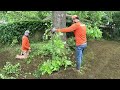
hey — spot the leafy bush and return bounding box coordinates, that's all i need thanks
[0,21,51,45]
[66,37,75,50]
[87,25,103,40]
[33,56,72,77]
[0,62,21,79]
[0,11,52,23]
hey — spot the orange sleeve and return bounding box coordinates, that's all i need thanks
[22,37,30,50]
[56,23,77,33]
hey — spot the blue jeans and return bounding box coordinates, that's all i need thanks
[75,43,87,70]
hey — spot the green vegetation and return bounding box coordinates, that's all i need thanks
[27,33,73,77]
[0,62,21,79]
[0,21,51,45]
[1,11,120,79]
[87,25,102,40]
[33,58,72,77]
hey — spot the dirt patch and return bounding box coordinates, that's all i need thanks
[41,40,120,79]
[0,51,11,68]
[17,56,48,79]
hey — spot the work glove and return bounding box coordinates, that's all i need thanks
[51,27,56,33]
[29,47,31,50]
[28,47,31,52]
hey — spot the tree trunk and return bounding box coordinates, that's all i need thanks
[52,11,66,41]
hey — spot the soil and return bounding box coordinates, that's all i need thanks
[1,40,120,79]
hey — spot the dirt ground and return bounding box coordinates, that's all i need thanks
[1,40,120,79]
[41,40,120,79]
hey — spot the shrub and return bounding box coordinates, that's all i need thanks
[0,21,51,45]
[33,57,72,77]
[87,25,103,40]
[0,62,21,79]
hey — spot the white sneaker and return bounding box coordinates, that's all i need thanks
[76,70,80,72]
[72,68,80,72]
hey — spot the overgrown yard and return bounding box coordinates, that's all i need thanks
[1,40,120,79]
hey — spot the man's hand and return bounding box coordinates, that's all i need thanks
[29,47,31,50]
[28,47,31,52]
[51,27,56,33]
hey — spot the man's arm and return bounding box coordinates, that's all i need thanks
[56,23,77,33]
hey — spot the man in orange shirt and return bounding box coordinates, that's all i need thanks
[21,30,31,58]
[51,15,87,71]
[16,30,31,59]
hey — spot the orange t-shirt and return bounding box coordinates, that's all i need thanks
[21,35,30,51]
[56,22,87,46]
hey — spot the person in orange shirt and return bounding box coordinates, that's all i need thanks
[21,30,31,58]
[16,30,31,59]
[51,15,87,71]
